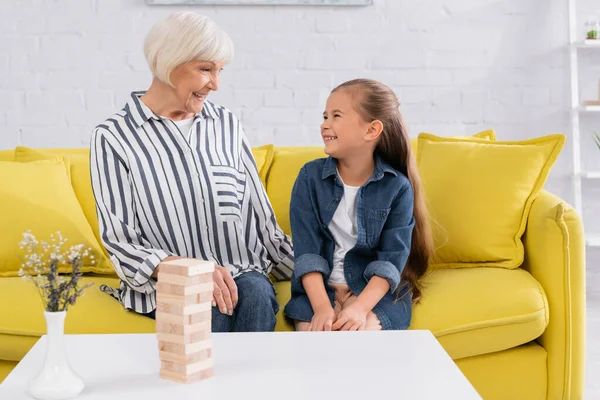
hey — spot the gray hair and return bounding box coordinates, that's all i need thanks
[144,12,234,86]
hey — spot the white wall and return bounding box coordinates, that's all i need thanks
[2,0,600,221]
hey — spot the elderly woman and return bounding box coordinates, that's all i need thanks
[90,12,293,332]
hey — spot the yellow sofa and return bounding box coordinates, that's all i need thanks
[0,145,585,400]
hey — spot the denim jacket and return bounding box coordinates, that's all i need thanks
[283,155,415,330]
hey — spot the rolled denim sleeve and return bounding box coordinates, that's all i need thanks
[290,167,331,284]
[363,181,415,293]
[293,253,329,284]
[363,261,402,293]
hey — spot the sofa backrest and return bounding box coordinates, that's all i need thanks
[0,140,423,241]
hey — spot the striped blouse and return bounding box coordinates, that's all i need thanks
[90,91,294,314]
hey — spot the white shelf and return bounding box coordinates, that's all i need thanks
[577,105,600,112]
[587,235,600,247]
[580,171,600,178]
[574,40,600,48]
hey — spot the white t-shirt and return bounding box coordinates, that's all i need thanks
[328,173,360,285]
[172,117,195,141]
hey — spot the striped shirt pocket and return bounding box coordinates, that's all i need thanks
[211,166,246,222]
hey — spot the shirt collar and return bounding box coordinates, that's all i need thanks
[321,154,398,181]
[124,91,217,129]
[201,100,219,120]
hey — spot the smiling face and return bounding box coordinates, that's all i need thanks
[169,59,226,115]
[321,90,373,159]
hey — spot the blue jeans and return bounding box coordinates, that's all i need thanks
[146,271,279,332]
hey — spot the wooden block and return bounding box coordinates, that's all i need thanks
[158,273,214,287]
[190,310,212,324]
[156,280,212,296]
[159,259,214,276]
[160,367,214,384]
[157,329,211,345]
[158,339,212,356]
[156,300,212,316]
[159,349,211,364]
[161,358,213,375]
[155,310,212,325]
[156,291,213,306]
[156,320,211,335]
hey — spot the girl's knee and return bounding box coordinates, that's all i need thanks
[365,312,383,331]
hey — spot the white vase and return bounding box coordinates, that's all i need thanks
[27,311,85,400]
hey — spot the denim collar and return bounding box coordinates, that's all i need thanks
[321,154,398,182]
[124,91,217,129]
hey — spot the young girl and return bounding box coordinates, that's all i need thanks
[283,79,433,331]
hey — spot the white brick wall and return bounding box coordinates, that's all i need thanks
[2,0,600,208]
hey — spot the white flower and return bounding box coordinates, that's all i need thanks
[49,252,64,262]
[66,244,84,263]
[19,231,38,249]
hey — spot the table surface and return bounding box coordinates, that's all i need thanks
[0,331,481,400]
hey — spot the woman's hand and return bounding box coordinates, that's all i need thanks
[332,303,368,331]
[155,258,237,316]
[213,265,238,316]
[309,305,336,331]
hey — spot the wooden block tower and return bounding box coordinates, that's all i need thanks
[156,258,214,383]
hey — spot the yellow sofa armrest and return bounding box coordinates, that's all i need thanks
[522,190,585,400]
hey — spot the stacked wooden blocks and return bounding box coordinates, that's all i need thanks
[156,258,215,383]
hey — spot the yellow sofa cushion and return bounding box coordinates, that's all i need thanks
[0,276,294,361]
[410,129,496,155]
[272,267,549,359]
[417,133,565,269]
[266,147,327,236]
[0,269,549,371]
[0,276,155,361]
[0,267,543,361]
[15,147,103,250]
[251,144,275,187]
[0,159,112,276]
[411,267,548,359]
[0,150,14,161]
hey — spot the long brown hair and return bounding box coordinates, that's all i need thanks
[332,78,434,303]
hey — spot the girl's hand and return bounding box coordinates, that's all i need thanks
[310,305,336,331]
[332,303,368,331]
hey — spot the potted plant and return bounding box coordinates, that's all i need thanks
[18,231,95,400]
[586,17,600,40]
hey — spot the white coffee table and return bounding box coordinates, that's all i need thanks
[0,331,481,399]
